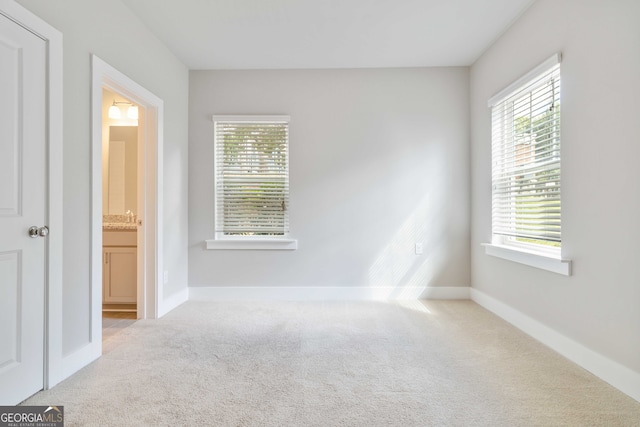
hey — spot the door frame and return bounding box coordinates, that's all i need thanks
[91,55,164,333]
[0,1,63,390]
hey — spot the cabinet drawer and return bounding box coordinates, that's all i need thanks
[103,230,137,246]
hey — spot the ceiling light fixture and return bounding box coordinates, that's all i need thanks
[108,100,121,119]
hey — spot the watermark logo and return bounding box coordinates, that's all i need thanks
[0,406,64,427]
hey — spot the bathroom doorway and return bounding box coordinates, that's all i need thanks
[91,55,165,358]
[101,89,140,322]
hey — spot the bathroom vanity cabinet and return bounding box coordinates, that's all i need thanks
[103,230,137,303]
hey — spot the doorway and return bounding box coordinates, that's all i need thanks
[101,90,140,333]
[91,56,164,353]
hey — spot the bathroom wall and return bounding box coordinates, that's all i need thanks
[102,88,138,216]
[107,126,138,215]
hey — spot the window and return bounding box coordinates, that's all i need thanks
[487,54,566,270]
[208,115,296,250]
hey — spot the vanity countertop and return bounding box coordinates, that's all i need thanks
[103,214,137,231]
[103,223,137,231]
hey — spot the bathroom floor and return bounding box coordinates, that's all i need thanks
[103,310,136,353]
[102,303,136,313]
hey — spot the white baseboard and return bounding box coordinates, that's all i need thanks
[471,288,640,403]
[421,286,470,299]
[158,287,189,318]
[189,286,470,301]
[52,342,101,389]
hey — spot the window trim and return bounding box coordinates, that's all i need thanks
[482,243,571,276]
[488,53,562,107]
[206,237,298,251]
[210,114,296,250]
[485,53,571,274]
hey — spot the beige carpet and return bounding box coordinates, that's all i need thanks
[23,300,640,426]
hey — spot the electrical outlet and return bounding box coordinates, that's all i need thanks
[164,271,169,284]
[415,243,423,255]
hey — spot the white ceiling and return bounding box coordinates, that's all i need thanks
[121,0,534,70]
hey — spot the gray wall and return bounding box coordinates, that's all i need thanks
[17,0,189,354]
[471,0,640,373]
[189,68,470,293]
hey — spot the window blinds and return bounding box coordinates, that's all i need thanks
[490,57,561,245]
[214,116,290,236]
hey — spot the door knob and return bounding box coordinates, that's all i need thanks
[28,226,49,238]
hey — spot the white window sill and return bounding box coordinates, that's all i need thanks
[482,243,571,276]
[206,238,298,250]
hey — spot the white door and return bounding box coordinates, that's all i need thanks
[0,13,47,405]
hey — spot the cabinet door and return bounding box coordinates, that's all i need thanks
[103,247,137,303]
